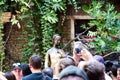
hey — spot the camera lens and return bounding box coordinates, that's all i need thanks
[75,48,81,54]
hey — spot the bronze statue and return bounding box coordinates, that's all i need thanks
[44,34,65,71]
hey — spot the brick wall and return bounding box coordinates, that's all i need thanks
[4,22,27,65]
[3,0,120,65]
[60,1,120,54]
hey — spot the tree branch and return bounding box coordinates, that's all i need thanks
[62,26,94,50]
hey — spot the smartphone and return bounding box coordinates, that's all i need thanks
[74,41,83,54]
[75,48,81,54]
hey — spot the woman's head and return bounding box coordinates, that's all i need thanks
[59,56,75,72]
[5,71,16,80]
[21,63,32,76]
[53,34,61,46]
[117,68,120,80]
[43,67,53,78]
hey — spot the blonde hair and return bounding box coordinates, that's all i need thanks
[0,74,7,80]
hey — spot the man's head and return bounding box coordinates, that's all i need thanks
[29,55,42,70]
[61,75,85,80]
[83,61,105,80]
[59,65,88,80]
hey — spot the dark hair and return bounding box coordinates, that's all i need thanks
[59,65,89,80]
[59,56,75,72]
[84,61,105,80]
[21,63,32,76]
[43,67,53,78]
[29,55,42,69]
[104,60,113,73]
[5,71,16,80]
[111,64,120,77]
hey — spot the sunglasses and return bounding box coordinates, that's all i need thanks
[13,63,21,67]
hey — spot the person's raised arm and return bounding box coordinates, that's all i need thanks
[80,48,94,61]
[73,46,94,65]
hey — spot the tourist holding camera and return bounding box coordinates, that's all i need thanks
[73,41,94,65]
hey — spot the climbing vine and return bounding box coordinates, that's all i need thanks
[0,0,79,65]
[1,0,120,70]
[0,10,5,71]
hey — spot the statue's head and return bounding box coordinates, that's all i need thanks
[53,34,61,46]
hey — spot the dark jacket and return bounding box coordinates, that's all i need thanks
[22,72,52,80]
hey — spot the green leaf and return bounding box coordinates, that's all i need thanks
[116,42,120,51]
[20,6,28,12]
[82,5,89,12]
[0,1,4,5]
[11,19,18,25]
[22,1,30,8]
[87,31,97,37]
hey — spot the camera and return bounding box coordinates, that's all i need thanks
[74,41,83,54]
[75,48,81,54]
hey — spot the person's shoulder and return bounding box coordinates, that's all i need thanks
[45,75,52,80]
[22,74,33,80]
[105,73,112,80]
[42,73,52,80]
[47,47,56,53]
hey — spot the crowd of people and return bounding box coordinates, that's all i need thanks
[0,34,120,80]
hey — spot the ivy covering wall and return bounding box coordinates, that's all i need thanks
[0,10,5,71]
[0,0,79,70]
[0,0,120,71]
